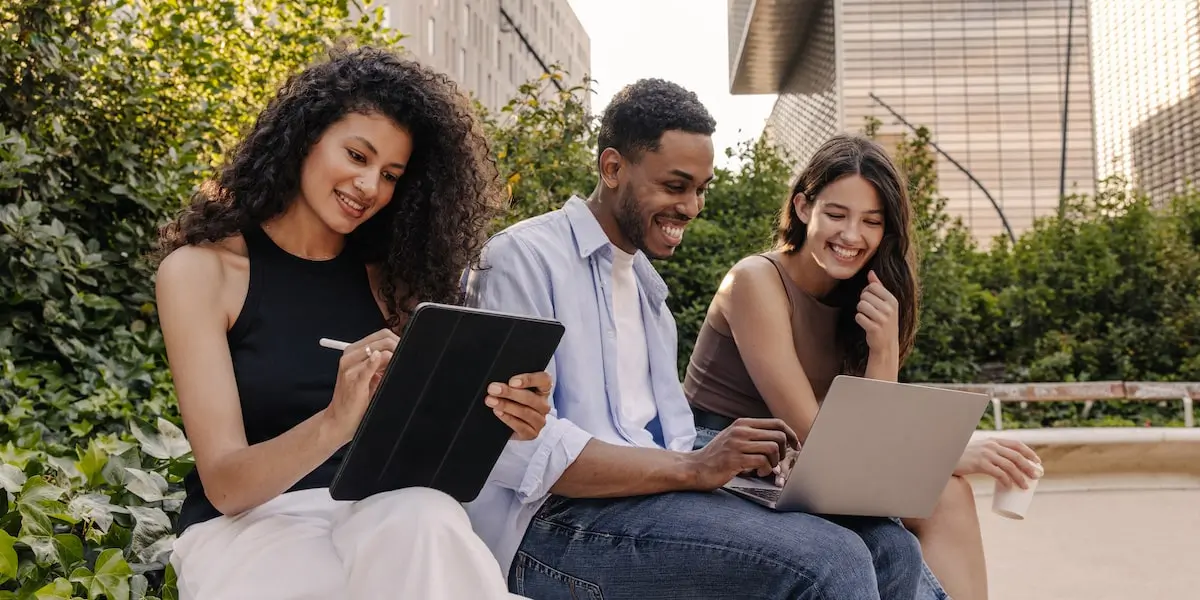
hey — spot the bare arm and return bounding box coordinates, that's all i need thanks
[549,440,695,497]
[719,258,823,441]
[864,349,899,382]
[157,246,356,515]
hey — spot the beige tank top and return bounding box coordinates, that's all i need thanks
[684,253,844,419]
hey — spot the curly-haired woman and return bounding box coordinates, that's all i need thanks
[155,46,548,599]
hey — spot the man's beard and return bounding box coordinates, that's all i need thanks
[614,185,657,259]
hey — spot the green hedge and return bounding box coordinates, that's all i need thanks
[0,0,399,596]
[2,1,1198,597]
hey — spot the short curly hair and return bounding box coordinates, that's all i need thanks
[157,45,502,329]
[596,78,716,162]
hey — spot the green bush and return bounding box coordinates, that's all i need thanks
[985,181,1200,384]
[1,0,397,596]
[482,71,598,230]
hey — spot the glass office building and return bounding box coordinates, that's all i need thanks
[731,0,1096,242]
[1091,0,1200,203]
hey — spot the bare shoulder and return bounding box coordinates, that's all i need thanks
[157,237,246,287]
[719,254,787,300]
[156,237,249,328]
[711,253,792,332]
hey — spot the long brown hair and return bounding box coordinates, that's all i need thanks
[156,46,502,329]
[775,133,919,376]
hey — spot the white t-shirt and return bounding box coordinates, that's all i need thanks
[610,247,659,447]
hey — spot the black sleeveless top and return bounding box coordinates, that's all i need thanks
[175,226,387,534]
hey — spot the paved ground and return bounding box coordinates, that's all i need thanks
[974,481,1199,600]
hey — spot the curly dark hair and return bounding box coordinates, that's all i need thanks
[596,78,716,162]
[156,45,502,329]
[775,133,920,376]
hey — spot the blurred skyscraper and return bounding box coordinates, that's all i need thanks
[728,0,1097,242]
[1091,0,1199,204]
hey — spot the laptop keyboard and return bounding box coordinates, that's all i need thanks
[730,485,781,503]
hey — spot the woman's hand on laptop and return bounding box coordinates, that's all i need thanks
[685,418,800,491]
[954,438,1044,489]
[485,372,553,441]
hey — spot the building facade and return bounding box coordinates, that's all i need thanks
[1090,0,1200,203]
[381,0,590,115]
[730,0,1096,242]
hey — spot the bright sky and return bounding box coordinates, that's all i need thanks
[565,0,777,167]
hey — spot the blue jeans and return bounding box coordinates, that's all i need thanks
[507,427,949,599]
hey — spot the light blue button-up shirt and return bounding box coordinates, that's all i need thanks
[461,195,697,573]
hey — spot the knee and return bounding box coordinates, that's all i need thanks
[788,521,878,591]
[361,487,469,529]
[940,475,977,514]
[868,519,925,573]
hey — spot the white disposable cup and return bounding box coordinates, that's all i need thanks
[991,462,1044,520]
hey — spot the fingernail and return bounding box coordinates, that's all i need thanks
[485,397,498,408]
[494,408,504,417]
[510,377,522,387]
[488,383,502,395]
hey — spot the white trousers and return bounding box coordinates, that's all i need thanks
[170,487,524,600]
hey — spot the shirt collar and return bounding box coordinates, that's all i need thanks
[562,195,671,308]
[563,195,610,259]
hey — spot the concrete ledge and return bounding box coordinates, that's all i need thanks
[972,427,1200,444]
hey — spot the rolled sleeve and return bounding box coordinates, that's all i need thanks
[464,232,594,503]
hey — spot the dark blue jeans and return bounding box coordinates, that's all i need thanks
[507,427,949,599]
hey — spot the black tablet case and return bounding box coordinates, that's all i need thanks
[329,302,564,503]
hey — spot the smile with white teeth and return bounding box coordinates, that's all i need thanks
[829,243,862,260]
[336,191,365,212]
[659,223,685,242]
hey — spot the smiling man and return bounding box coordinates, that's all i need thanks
[462,79,932,599]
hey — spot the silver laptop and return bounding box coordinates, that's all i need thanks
[723,375,989,519]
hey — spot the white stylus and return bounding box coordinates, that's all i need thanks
[318,337,351,351]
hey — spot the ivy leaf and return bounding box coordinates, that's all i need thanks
[46,456,82,485]
[130,419,190,461]
[17,477,67,537]
[92,437,137,458]
[0,464,26,494]
[18,536,55,567]
[0,530,17,584]
[93,548,133,600]
[75,442,108,488]
[130,574,148,600]
[70,549,132,600]
[53,534,84,571]
[32,577,73,600]
[68,493,123,534]
[16,533,81,571]
[123,468,168,503]
[128,506,173,564]
[161,562,179,600]
[0,443,38,470]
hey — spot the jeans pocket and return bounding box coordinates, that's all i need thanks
[512,551,604,600]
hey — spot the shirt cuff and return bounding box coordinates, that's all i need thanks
[490,414,594,504]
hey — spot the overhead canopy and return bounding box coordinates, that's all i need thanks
[728,0,825,94]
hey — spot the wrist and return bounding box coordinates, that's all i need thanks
[672,451,704,491]
[869,342,899,361]
[316,408,352,449]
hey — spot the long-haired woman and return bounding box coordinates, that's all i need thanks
[155,46,547,599]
